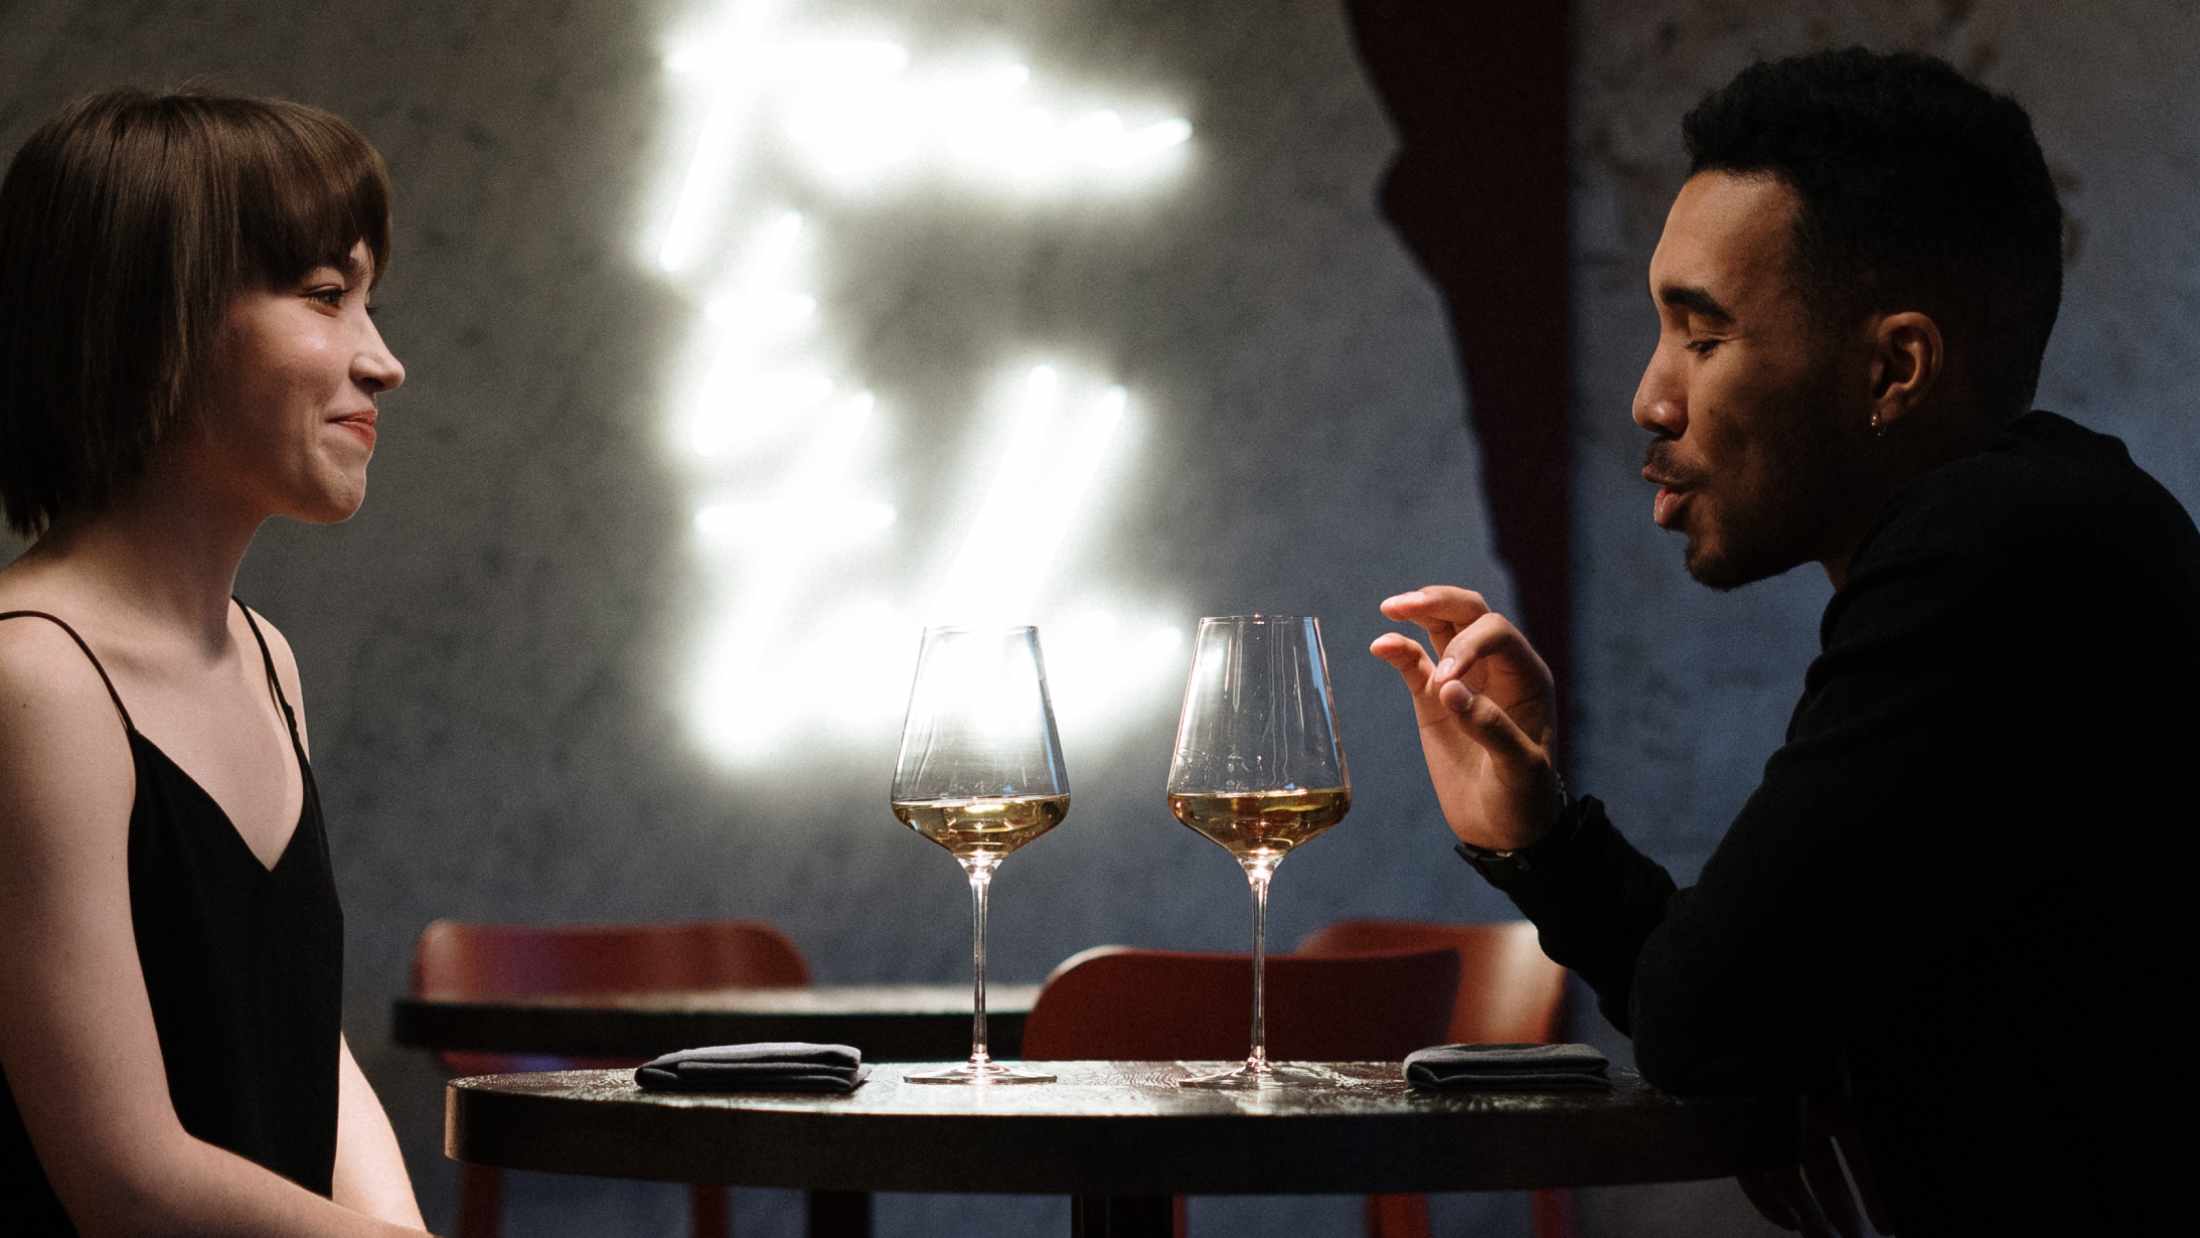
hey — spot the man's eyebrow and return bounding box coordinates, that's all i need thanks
[1658,283,1735,324]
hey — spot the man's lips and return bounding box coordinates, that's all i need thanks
[1644,469,1692,529]
[331,410,377,445]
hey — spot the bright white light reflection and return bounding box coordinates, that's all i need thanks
[653,1,1195,762]
[1044,614,1187,741]
[929,369,1130,627]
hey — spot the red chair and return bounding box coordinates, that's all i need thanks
[1298,919,1572,1238]
[411,918,811,1238]
[1023,944,1461,1237]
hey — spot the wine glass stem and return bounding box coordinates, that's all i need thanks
[1245,862,1275,1072]
[964,859,997,1066]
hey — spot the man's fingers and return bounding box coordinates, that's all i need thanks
[1431,612,1552,692]
[1369,633,1460,728]
[1380,585,1492,623]
[1380,585,1492,653]
[1369,633,1434,688]
[1374,635,1536,772]
[1436,678,1541,766]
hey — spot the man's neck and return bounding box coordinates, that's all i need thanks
[1821,405,2013,592]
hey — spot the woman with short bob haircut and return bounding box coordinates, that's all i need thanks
[0,90,428,1235]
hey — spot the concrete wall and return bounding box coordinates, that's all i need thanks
[4,2,2193,1235]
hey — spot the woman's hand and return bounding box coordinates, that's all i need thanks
[1369,586,1564,852]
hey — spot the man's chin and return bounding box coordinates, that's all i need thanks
[1682,538,1789,592]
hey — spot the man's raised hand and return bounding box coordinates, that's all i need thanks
[1369,586,1564,853]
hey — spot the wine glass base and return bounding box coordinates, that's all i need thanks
[907,1059,1055,1085]
[1173,1061,1329,1090]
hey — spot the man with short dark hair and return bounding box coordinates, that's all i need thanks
[1374,48,2193,1234]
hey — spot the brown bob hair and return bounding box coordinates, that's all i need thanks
[0,89,391,537]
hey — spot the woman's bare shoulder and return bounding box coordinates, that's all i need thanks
[237,602,299,672]
[0,609,136,850]
[0,607,107,694]
[238,602,306,710]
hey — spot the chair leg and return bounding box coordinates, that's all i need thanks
[1530,1188,1577,1238]
[1073,1195,1173,1238]
[807,1189,871,1238]
[1365,1192,1431,1238]
[689,1183,730,1238]
[455,1164,502,1238]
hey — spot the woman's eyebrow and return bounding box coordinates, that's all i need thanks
[318,251,370,283]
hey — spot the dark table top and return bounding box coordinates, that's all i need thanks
[446,1061,1798,1196]
[393,984,1035,1062]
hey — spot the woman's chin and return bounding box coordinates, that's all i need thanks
[285,480,367,525]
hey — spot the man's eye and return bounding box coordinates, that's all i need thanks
[1684,338,1722,356]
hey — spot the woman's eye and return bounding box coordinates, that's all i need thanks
[307,286,346,307]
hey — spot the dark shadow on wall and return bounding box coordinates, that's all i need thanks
[1343,0,1574,741]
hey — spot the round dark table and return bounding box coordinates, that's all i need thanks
[393,983,1035,1062]
[446,1060,1798,1237]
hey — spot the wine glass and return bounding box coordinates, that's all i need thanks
[890,625,1070,1084]
[1166,615,1351,1089]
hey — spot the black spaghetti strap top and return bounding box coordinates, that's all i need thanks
[0,603,343,1234]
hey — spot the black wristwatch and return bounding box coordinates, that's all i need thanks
[1453,778,1585,884]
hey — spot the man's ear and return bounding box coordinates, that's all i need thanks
[1867,311,1942,433]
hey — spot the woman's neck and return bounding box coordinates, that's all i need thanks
[19,459,262,655]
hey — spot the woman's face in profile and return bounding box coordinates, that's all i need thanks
[190,239,404,524]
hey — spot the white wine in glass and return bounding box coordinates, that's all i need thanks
[890,625,1069,1085]
[1167,615,1350,1089]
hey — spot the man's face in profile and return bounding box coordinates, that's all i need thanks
[1634,172,1865,590]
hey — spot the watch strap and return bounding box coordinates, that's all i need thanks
[1454,786,1597,885]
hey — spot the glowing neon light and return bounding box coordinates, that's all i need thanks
[649,1,1194,761]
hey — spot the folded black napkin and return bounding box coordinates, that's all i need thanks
[634,1042,871,1093]
[1404,1042,1611,1091]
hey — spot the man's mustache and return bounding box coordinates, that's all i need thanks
[1643,442,1693,487]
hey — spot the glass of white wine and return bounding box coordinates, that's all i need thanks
[890,625,1070,1084]
[1167,615,1350,1089]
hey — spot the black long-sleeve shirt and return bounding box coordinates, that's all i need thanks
[1480,411,2196,1234]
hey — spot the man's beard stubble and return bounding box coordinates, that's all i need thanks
[1666,363,1854,593]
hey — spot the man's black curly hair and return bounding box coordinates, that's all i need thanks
[1683,47,2063,419]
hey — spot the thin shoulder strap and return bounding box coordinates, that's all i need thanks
[0,609,135,730]
[233,599,300,732]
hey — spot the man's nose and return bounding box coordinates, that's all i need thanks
[1633,350,1684,438]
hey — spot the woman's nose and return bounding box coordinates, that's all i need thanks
[355,320,404,394]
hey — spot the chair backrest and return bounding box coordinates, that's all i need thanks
[413,918,810,997]
[1297,918,1565,1045]
[411,918,810,1076]
[1022,945,1460,1062]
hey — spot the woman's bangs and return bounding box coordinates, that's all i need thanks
[235,104,391,288]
